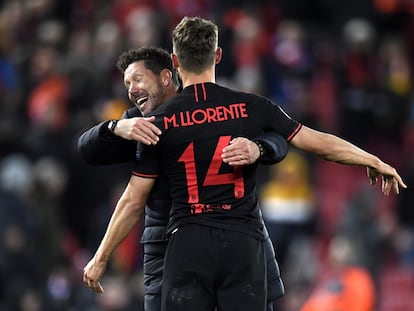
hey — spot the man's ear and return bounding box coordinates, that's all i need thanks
[160,69,172,87]
[171,53,180,69]
[215,47,222,64]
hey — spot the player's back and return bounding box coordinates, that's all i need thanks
[147,82,299,237]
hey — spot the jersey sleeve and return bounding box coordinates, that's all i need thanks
[265,99,302,142]
[132,143,160,179]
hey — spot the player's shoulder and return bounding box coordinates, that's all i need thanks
[216,83,270,103]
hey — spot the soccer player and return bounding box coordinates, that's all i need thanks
[79,47,288,311]
[83,17,406,311]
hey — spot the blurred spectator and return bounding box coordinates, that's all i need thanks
[265,19,316,127]
[260,151,316,267]
[158,0,214,29]
[308,34,340,132]
[336,185,390,277]
[91,20,123,94]
[0,1,412,310]
[30,156,68,276]
[338,18,379,144]
[124,7,167,49]
[22,43,72,161]
[0,154,41,310]
[374,35,412,138]
[63,29,96,115]
[299,234,376,311]
[224,11,269,94]
[0,19,20,107]
[95,273,143,311]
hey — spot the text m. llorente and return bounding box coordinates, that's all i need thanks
[163,103,248,129]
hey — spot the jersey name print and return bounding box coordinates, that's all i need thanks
[163,103,248,129]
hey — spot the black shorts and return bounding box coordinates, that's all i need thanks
[161,224,267,311]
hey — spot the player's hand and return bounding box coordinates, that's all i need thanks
[83,257,106,294]
[222,137,260,166]
[114,117,162,145]
[367,165,407,196]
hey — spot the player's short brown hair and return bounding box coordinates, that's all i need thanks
[172,16,218,73]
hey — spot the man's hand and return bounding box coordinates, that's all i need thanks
[367,164,407,196]
[222,137,260,166]
[114,117,162,145]
[83,257,106,294]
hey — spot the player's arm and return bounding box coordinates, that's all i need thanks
[222,132,288,166]
[83,175,155,294]
[77,107,161,165]
[253,132,288,165]
[290,125,407,195]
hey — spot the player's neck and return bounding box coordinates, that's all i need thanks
[180,68,216,88]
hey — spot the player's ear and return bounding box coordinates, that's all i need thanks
[215,47,222,64]
[171,53,180,69]
[161,69,172,87]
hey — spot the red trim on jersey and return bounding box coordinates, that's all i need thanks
[287,123,302,141]
[201,83,207,101]
[132,171,158,178]
[193,84,199,102]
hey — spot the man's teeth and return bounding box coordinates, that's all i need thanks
[136,97,148,106]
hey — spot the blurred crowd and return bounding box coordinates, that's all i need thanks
[0,0,413,310]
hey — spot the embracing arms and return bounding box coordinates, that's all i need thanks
[78,107,289,166]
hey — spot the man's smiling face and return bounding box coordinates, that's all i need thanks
[123,60,167,116]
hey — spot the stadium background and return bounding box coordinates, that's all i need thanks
[0,0,413,310]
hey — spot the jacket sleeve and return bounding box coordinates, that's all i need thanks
[254,132,289,165]
[77,107,141,166]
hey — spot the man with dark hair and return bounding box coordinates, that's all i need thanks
[79,46,288,311]
[83,18,406,311]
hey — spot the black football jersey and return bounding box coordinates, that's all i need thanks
[133,83,301,238]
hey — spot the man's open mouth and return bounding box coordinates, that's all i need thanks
[135,97,148,108]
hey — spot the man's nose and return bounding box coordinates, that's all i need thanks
[129,83,139,93]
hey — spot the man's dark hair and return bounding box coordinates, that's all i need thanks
[116,47,180,86]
